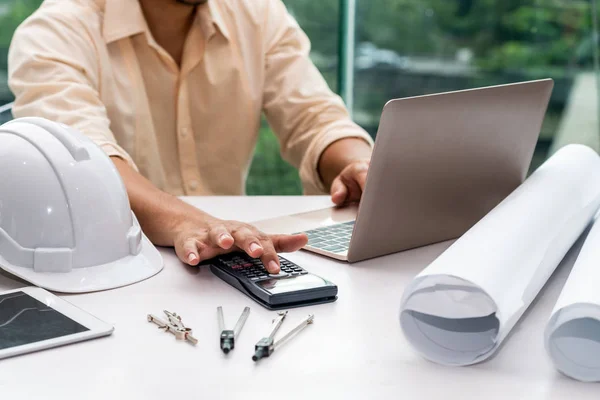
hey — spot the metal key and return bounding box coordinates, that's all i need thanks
[218,306,251,354]
[253,313,314,362]
[147,310,198,345]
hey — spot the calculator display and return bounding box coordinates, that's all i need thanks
[257,274,329,294]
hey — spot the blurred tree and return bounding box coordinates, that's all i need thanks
[0,0,42,68]
[287,0,596,73]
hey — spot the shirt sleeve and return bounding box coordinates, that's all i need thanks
[261,0,373,195]
[8,8,138,170]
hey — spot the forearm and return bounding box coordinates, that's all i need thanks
[111,157,212,246]
[317,138,372,190]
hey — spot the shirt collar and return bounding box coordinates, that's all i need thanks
[101,0,147,44]
[203,1,231,40]
[100,0,230,44]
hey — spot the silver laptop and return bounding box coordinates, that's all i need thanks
[254,79,554,262]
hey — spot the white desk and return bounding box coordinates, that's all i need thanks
[0,196,596,399]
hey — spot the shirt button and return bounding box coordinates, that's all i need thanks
[188,180,199,191]
[180,127,189,138]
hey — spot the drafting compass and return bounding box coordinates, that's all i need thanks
[147,310,198,345]
[217,306,251,354]
[253,312,314,362]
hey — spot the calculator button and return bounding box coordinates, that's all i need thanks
[258,275,268,279]
[243,263,253,267]
[268,272,289,279]
[293,267,302,272]
[250,277,260,281]
[300,271,308,275]
[291,272,300,276]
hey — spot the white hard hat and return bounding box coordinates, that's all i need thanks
[0,117,163,293]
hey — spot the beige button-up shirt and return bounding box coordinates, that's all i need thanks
[8,0,372,195]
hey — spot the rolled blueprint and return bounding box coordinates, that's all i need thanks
[399,144,600,366]
[545,216,600,382]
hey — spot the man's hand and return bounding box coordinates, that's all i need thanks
[330,159,370,205]
[318,138,373,205]
[111,157,307,274]
[173,217,307,273]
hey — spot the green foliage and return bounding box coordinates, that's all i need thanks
[355,0,440,55]
[284,0,340,56]
[246,125,303,195]
[287,0,596,73]
[478,1,593,71]
[0,0,43,68]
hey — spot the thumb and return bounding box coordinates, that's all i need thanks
[271,233,309,253]
[330,177,348,205]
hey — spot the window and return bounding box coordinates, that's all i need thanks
[352,0,600,171]
[247,0,341,195]
[0,0,44,122]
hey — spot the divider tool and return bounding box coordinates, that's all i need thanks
[218,306,251,354]
[253,313,314,362]
[147,310,198,345]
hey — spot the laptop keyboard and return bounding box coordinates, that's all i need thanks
[301,221,355,254]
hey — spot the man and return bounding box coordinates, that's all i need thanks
[8,0,373,273]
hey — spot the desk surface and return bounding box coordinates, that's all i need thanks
[0,196,596,400]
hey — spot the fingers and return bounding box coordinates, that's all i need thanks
[175,236,201,266]
[230,227,282,273]
[336,161,369,203]
[231,226,264,259]
[259,241,280,274]
[330,177,348,205]
[229,225,304,274]
[207,224,234,249]
[174,228,227,265]
[353,162,369,191]
[271,233,309,253]
[261,233,309,274]
[173,220,307,273]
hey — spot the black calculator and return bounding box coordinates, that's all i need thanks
[204,252,338,310]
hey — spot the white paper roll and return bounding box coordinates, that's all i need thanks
[399,144,600,366]
[545,216,600,382]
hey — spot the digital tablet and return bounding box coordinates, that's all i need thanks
[0,286,114,360]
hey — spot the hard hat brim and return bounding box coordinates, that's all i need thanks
[0,235,164,293]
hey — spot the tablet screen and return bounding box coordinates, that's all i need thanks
[0,291,88,350]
